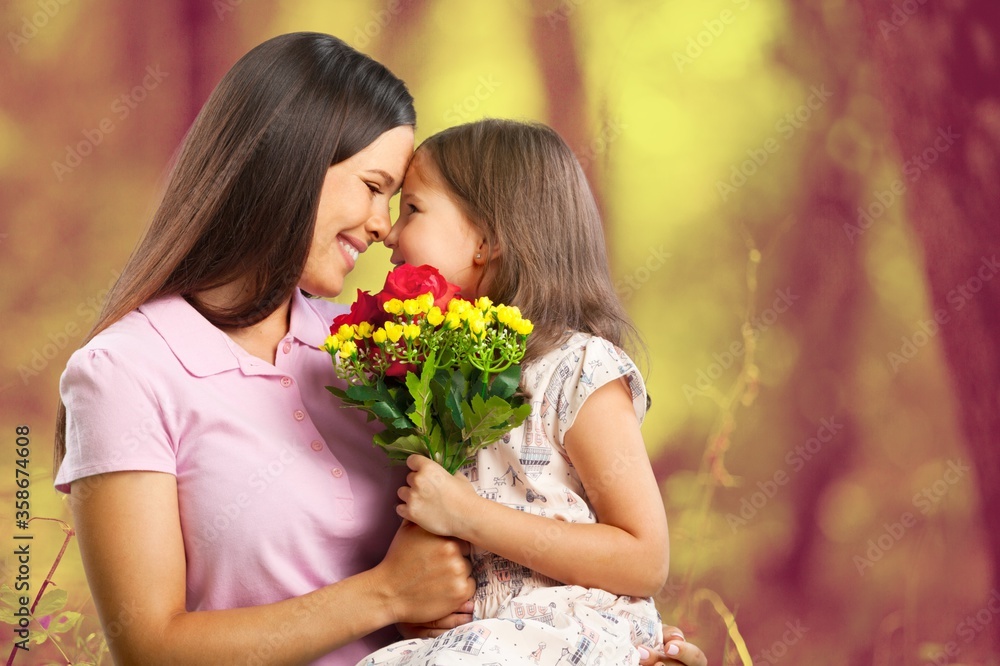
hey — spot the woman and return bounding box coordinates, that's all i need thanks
[53,32,705,665]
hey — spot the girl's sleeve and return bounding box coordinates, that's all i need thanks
[54,348,177,494]
[552,336,648,445]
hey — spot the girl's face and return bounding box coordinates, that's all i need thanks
[384,149,488,297]
[300,125,414,298]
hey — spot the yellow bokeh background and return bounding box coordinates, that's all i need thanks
[0,0,990,663]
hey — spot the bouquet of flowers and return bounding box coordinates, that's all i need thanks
[323,264,533,473]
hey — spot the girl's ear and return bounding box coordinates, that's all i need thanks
[473,238,500,266]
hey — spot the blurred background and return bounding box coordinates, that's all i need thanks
[2,0,998,664]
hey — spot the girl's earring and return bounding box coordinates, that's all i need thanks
[476,253,482,259]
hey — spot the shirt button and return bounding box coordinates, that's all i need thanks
[280,377,293,388]
[331,467,344,478]
[282,341,292,354]
[310,440,324,452]
[293,409,305,421]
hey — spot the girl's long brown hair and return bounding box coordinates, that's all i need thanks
[418,119,641,365]
[54,32,415,471]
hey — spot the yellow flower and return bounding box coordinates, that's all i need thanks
[383,298,404,315]
[356,321,374,338]
[416,293,435,312]
[402,299,421,316]
[444,312,463,329]
[403,323,421,340]
[384,321,404,343]
[372,328,387,344]
[496,306,513,326]
[336,324,355,341]
[426,306,445,327]
[469,317,486,336]
[475,296,493,310]
[323,335,341,352]
[448,299,471,315]
[338,340,358,358]
[513,319,534,335]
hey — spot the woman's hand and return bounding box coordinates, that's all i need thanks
[637,626,708,666]
[70,471,456,665]
[397,599,474,639]
[373,520,475,625]
[396,454,482,537]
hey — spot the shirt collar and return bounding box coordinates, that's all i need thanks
[287,289,330,350]
[139,289,328,377]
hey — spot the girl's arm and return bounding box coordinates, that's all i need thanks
[70,470,474,666]
[397,377,669,598]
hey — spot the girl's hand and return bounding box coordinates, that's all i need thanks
[637,626,708,666]
[397,454,482,537]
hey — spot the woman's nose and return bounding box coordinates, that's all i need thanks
[367,208,392,243]
[382,217,399,248]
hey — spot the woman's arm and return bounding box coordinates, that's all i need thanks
[70,470,474,666]
[397,378,669,598]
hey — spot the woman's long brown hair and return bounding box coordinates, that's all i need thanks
[54,32,415,471]
[417,119,642,366]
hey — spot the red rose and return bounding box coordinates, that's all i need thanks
[384,358,417,378]
[377,264,461,310]
[332,289,384,331]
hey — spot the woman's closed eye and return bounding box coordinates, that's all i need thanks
[366,182,383,196]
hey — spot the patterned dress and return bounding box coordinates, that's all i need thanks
[359,333,664,666]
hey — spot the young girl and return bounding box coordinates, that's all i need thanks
[364,119,670,665]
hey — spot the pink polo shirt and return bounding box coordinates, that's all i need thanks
[55,289,406,664]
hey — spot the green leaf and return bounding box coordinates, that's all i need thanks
[426,422,447,465]
[345,384,380,402]
[487,364,522,400]
[510,401,532,426]
[48,610,82,634]
[0,584,20,610]
[461,395,518,441]
[404,350,437,432]
[469,368,486,400]
[373,428,413,448]
[427,368,464,433]
[34,589,67,617]
[390,387,415,420]
[371,400,405,421]
[379,434,430,459]
[325,384,350,401]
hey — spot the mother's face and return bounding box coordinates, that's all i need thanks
[299,125,415,298]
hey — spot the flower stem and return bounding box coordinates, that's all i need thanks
[6,517,75,666]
